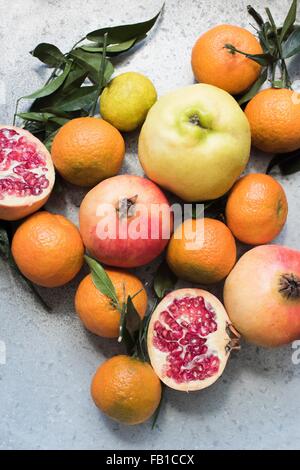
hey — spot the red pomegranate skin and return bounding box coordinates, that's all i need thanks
[224,244,300,347]
[79,174,173,268]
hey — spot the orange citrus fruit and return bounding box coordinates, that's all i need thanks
[91,355,161,425]
[75,269,147,338]
[191,24,263,95]
[167,218,236,284]
[245,88,300,153]
[51,117,125,186]
[226,173,288,245]
[12,211,84,287]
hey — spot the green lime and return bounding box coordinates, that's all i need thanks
[100,72,157,132]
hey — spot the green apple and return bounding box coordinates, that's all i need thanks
[138,84,251,201]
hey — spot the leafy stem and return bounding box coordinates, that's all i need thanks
[91,32,108,116]
[13,7,162,141]
[234,1,299,105]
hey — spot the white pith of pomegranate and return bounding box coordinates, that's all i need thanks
[147,288,239,392]
[0,125,55,221]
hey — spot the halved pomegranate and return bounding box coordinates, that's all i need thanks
[0,125,55,221]
[147,288,239,391]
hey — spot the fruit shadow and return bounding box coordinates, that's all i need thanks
[32,264,88,315]
[83,328,126,359]
[45,176,89,218]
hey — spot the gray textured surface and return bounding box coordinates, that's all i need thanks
[0,0,300,450]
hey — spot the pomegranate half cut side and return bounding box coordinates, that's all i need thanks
[0,125,55,221]
[147,288,239,392]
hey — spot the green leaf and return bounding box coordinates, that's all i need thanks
[47,86,98,112]
[30,43,66,67]
[272,79,286,88]
[17,112,57,122]
[70,49,114,84]
[192,195,228,221]
[22,61,72,100]
[224,44,275,66]
[43,129,59,151]
[126,296,142,334]
[60,62,89,93]
[86,8,162,44]
[85,255,119,306]
[18,112,69,128]
[238,68,268,105]
[48,116,69,126]
[90,32,109,116]
[282,25,300,58]
[81,35,146,55]
[279,0,297,42]
[154,260,177,299]
[103,60,114,83]
[247,5,265,27]
[118,298,127,341]
[266,149,300,175]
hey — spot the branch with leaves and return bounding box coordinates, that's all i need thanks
[224,0,299,105]
[14,9,163,149]
[224,0,300,176]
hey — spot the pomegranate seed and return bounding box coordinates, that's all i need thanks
[0,129,49,200]
[153,295,220,384]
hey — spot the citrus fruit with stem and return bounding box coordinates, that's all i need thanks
[191,24,263,95]
[75,269,147,338]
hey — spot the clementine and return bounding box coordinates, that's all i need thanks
[226,173,288,245]
[51,117,125,186]
[167,218,236,284]
[191,24,263,95]
[245,88,300,153]
[91,355,161,425]
[12,211,84,287]
[75,270,147,338]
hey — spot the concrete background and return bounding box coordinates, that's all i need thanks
[0,0,300,450]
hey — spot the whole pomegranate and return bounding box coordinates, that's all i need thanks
[224,245,300,347]
[0,125,55,220]
[79,174,173,268]
[147,288,239,391]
